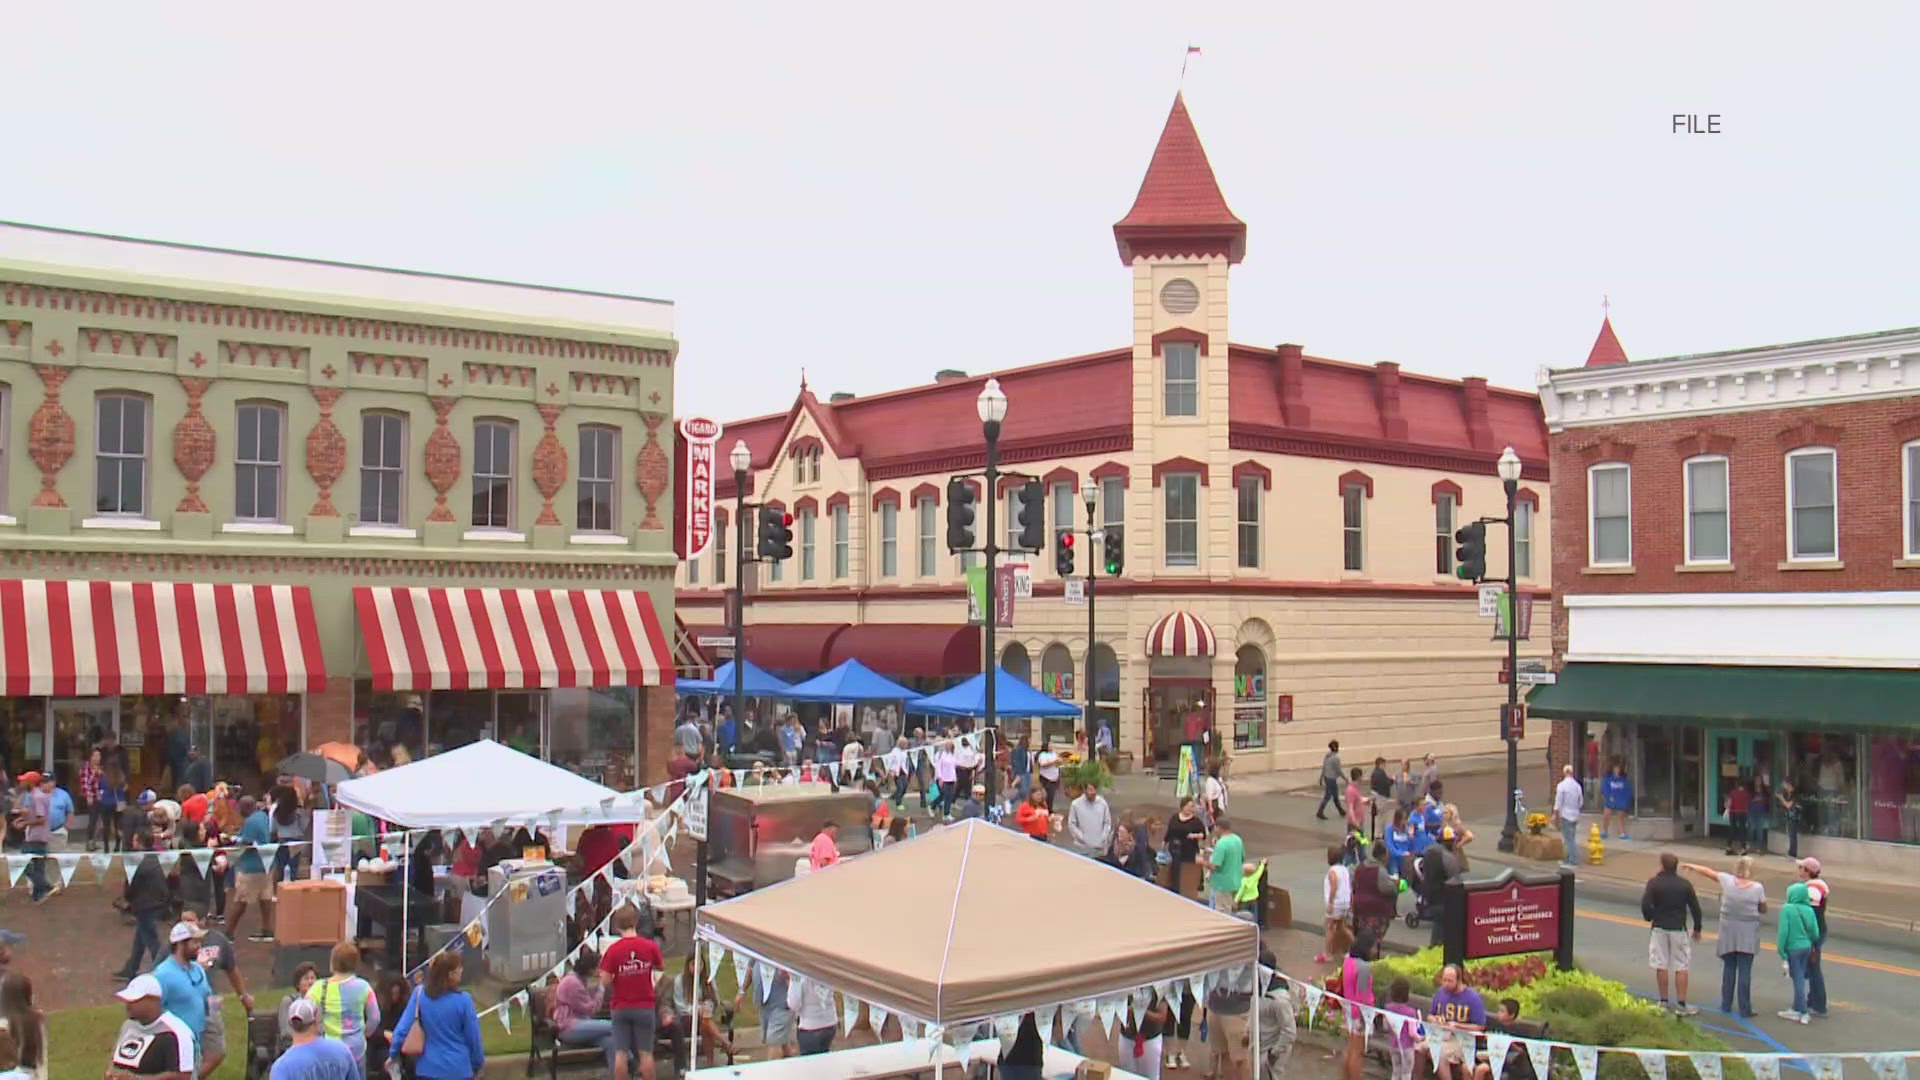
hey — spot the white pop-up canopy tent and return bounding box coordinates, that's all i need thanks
[332,739,639,829]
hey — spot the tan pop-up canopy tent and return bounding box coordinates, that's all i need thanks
[695,818,1260,1027]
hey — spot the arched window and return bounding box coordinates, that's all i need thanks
[1040,643,1074,700]
[1001,643,1031,685]
[1090,644,1119,703]
[1233,644,1268,750]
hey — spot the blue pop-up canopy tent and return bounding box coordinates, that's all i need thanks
[675,659,794,697]
[907,666,1082,719]
[782,658,923,703]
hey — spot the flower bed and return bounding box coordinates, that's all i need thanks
[1367,948,1752,1080]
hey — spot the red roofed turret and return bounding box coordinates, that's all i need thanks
[1586,315,1628,367]
[1113,94,1247,265]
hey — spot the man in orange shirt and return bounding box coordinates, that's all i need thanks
[807,821,840,870]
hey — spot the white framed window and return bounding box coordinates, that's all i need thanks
[1905,442,1920,559]
[1004,488,1022,551]
[799,508,817,580]
[94,393,150,517]
[1434,494,1457,575]
[916,497,936,576]
[1683,455,1730,564]
[1588,463,1631,566]
[471,418,516,529]
[832,503,849,578]
[1786,447,1837,561]
[0,384,9,511]
[1101,477,1124,531]
[1236,475,1261,568]
[713,512,727,584]
[1163,342,1199,417]
[1513,500,1534,579]
[880,502,898,577]
[234,401,285,523]
[687,546,700,583]
[1163,474,1199,566]
[1341,484,1366,572]
[359,411,407,527]
[1051,482,1075,539]
[576,425,619,533]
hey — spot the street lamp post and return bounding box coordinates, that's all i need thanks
[709,438,754,906]
[976,379,1007,812]
[1081,481,1099,746]
[1495,445,1524,854]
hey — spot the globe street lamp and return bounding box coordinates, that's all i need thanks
[976,378,1007,809]
[1496,444,1524,854]
[1081,480,1100,746]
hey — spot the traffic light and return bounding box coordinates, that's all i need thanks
[945,477,977,551]
[1016,479,1046,552]
[756,505,794,561]
[1102,524,1125,576]
[1454,521,1487,582]
[1054,528,1076,576]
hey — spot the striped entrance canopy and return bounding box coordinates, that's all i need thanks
[355,586,674,692]
[0,579,326,697]
[1144,610,1217,658]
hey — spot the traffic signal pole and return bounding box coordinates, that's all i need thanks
[1498,474,1521,854]
[1083,493,1097,745]
[981,421,1001,812]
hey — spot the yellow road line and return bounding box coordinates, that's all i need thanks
[1575,908,1920,978]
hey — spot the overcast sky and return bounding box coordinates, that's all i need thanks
[5,4,1913,420]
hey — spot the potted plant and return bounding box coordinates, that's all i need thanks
[1061,756,1112,798]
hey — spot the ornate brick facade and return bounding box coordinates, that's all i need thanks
[172,376,216,513]
[27,365,72,509]
[636,411,669,530]
[532,403,567,527]
[423,396,461,523]
[304,386,347,517]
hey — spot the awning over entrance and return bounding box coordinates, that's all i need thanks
[0,579,326,696]
[1527,662,1920,730]
[824,624,980,677]
[1145,611,1216,658]
[689,623,850,673]
[355,586,673,692]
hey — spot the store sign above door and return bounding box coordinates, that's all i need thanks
[680,417,723,563]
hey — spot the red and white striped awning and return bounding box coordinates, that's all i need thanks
[355,586,674,692]
[1144,611,1217,658]
[0,579,326,697]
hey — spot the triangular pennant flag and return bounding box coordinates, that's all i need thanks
[55,854,80,887]
[1637,1050,1669,1080]
[1425,1027,1449,1072]
[462,826,482,848]
[825,762,840,784]
[757,963,773,1002]
[871,1005,889,1037]
[783,771,800,786]
[497,1001,513,1034]
[1301,983,1324,1022]
[731,950,750,981]
[1572,1044,1599,1080]
[490,817,508,834]
[547,811,563,832]
[841,994,859,1034]
[599,796,616,814]
[1689,1053,1724,1080]
[1525,1039,1553,1080]
[992,1013,1020,1043]
[1868,1055,1911,1080]
[171,850,192,874]
[732,770,747,787]
[1037,1004,1059,1041]
[900,1015,920,1039]
[87,853,111,877]
[1097,998,1123,1040]
[123,857,141,883]
[1747,1055,1781,1080]
[1808,1057,1845,1080]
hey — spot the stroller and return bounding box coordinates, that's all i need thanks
[1401,850,1440,929]
[243,1012,281,1079]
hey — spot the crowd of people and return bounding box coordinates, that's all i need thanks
[1639,852,1832,1024]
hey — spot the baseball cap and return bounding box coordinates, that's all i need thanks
[137,789,157,805]
[1797,857,1822,875]
[168,921,206,945]
[116,974,164,1002]
[286,998,320,1030]
[14,771,38,786]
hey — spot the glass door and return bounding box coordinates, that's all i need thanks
[1707,731,1776,830]
[51,698,116,792]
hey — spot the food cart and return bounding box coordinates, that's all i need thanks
[705,782,872,896]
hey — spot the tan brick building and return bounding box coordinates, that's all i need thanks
[678,96,1552,775]
[1531,320,1920,863]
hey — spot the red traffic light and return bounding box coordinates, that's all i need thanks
[781,513,794,526]
[1061,533,1074,547]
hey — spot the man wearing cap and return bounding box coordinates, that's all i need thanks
[1798,858,1830,1017]
[271,997,356,1079]
[108,973,196,1079]
[152,921,212,1074]
[955,784,986,822]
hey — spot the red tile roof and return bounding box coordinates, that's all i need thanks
[1586,316,1628,367]
[1113,94,1247,264]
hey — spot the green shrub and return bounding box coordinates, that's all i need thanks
[1526,1007,1596,1046]
[1537,985,1609,1019]
[1589,1009,1676,1050]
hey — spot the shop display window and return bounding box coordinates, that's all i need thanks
[1634,723,1676,818]
[550,687,638,790]
[1785,731,1858,840]
[353,683,426,768]
[1866,735,1920,845]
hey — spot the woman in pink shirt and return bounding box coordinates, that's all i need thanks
[808,821,841,870]
[550,950,613,1071]
[1345,767,1368,833]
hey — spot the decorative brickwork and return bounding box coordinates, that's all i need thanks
[80,328,175,361]
[532,404,567,527]
[172,376,216,513]
[0,547,672,580]
[465,362,535,387]
[636,412,669,531]
[349,353,427,379]
[221,341,306,369]
[423,396,461,523]
[305,386,347,517]
[27,365,73,509]
[1,281,672,366]
[305,677,355,747]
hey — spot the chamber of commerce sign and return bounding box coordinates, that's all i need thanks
[1442,867,1574,970]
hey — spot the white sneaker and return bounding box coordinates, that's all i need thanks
[1776,1009,1804,1023]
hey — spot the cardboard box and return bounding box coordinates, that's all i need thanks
[276,879,348,945]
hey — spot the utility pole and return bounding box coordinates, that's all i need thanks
[1082,482,1099,745]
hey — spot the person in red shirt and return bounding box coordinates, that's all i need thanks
[807,822,840,871]
[1014,788,1052,841]
[598,905,664,1080]
[576,824,635,881]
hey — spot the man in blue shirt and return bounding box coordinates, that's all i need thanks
[272,998,357,1079]
[151,920,212,1073]
[717,707,737,756]
[46,774,75,835]
[229,797,276,943]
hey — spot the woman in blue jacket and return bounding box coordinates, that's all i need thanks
[1601,759,1634,840]
[391,952,486,1079]
[1384,808,1416,875]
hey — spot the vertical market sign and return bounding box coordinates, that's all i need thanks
[680,417,723,563]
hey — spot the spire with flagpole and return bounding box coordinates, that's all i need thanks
[1180,44,1201,86]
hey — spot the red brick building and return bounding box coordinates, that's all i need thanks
[1530,320,1920,863]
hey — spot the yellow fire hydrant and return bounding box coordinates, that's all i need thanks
[1587,822,1606,865]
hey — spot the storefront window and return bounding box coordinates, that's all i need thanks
[203,694,302,794]
[1233,645,1267,750]
[118,696,192,792]
[550,687,638,790]
[1146,682,1211,771]
[1866,736,1920,845]
[0,699,39,781]
[1581,722,1633,811]
[353,683,425,769]
[496,693,544,757]
[430,691,494,754]
[1634,723,1675,818]
[1038,644,1077,744]
[1785,731,1858,840]
[1000,643,1031,685]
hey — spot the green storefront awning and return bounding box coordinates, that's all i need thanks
[1526,663,1920,731]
